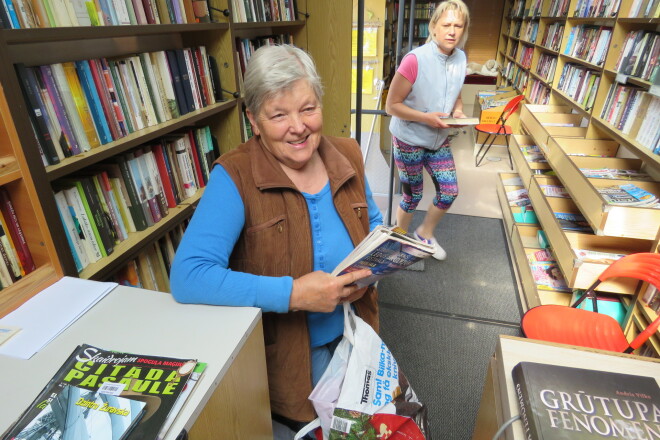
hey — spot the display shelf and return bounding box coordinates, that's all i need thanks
[546,136,660,239]
[528,174,654,293]
[519,103,587,151]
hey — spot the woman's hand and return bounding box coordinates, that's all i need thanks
[289,269,372,313]
[424,112,451,129]
[452,110,467,119]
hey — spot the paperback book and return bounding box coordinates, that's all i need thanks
[573,249,625,264]
[10,384,146,440]
[507,188,531,207]
[332,225,435,288]
[553,212,591,232]
[539,184,569,198]
[520,145,547,163]
[580,168,652,181]
[439,117,480,125]
[597,183,659,207]
[529,261,571,292]
[512,362,660,440]
[1,344,198,440]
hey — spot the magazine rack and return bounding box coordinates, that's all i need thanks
[521,253,660,354]
[474,94,525,169]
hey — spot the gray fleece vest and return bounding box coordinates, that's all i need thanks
[389,42,467,149]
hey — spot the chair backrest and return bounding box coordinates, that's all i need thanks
[497,95,525,125]
[598,253,660,288]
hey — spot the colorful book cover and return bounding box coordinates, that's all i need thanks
[74,60,113,145]
[10,384,146,440]
[553,212,591,232]
[529,261,571,292]
[1,344,197,440]
[62,62,102,149]
[39,65,81,156]
[512,362,660,440]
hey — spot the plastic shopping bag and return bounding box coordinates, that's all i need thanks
[297,304,430,440]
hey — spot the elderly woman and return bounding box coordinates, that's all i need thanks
[170,45,382,436]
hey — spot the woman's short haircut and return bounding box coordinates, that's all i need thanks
[243,44,324,116]
[426,0,470,49]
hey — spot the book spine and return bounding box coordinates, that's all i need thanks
[126,153,156,226]
[98,171,128,241]
[62,186,102,262]
[163,139,184,203]
[33,69,68,160]
[174,137,197,199]
[54,189,90,270]
[138,53,167,123]
[144,148,170,216]
[128,56,158,127]
[74,60,113,144]
[108,60,136,133]
[15,63,60,165]
[165,49,189,115]
[117,59,147,130]
[109,177,136,233]
[99,59,129,137]
[174,49,195,113]
[183,47,203,109]
[39,65,81,156]
[77,177,113,256]
[135,150,163,222]
[0,238,15,287]
[185,129,205,188]
[88,59,122,141]
[0,187,36,273]
[0,214,22,280]
[63,62,101,149]
[50,63,91,152]
[152,51,180,118]
[90,173,123,243]
[151,143,177,207]
[114,155,149,231]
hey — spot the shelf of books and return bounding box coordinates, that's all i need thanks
[0,0,351,306]
[0,75,62,318]
[504,102,660,356]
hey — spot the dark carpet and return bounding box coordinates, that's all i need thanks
[377,212,524,439]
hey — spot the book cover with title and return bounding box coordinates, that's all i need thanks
[513,361,660,440]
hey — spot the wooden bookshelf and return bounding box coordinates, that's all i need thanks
[0,0,351,302]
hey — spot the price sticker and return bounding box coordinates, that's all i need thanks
[615,73,628,84]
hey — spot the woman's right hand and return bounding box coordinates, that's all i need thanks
[424,112,451,129]
[289,269,372,313]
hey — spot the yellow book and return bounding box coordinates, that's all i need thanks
[62,62,101,149]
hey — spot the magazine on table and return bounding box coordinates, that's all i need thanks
[332,225,435,288]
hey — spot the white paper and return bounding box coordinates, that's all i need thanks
[0,277,117,359]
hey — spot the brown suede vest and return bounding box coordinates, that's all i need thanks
[216,135,379,422]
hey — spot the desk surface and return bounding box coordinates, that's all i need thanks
[495,335,660,440]
[0,285,262,440]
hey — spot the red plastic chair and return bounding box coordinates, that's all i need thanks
[474,94,525,169]
[521,253,660,354]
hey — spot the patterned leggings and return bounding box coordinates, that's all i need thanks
[392,136,459,213]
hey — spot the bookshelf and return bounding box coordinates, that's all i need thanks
[494,0,660,356]
[0,0,351,313]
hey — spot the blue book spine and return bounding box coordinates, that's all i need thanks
[75,60,113,145]
[3,0,20,28]
[57,205,83,272]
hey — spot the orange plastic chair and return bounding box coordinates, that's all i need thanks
[521,253,660,354]
[474,94,525,169]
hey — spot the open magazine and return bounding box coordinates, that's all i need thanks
[332,225,435,288]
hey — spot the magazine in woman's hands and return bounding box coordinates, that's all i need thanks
[332,226,435,288]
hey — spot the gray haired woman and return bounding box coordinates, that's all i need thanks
[170,45,383,437]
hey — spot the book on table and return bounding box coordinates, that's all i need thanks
[332,225,435,288]
[9,384,146,440]
[512,361,660,440]
[1,343,199,440]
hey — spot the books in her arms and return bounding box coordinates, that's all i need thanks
[512,361,660,440]
[8,384,146,440]
[331,225,435,288]
[1,344,199,440]
[597,183,658,206]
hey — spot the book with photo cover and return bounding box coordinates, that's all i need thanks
[1,344,198,440]
[507,188,531,207]
[554,212,591,232]
[332,225,435,288]
[540,184,570,198]
[10,384,146,440]
[512,361,660,440]
[529,261,571,292]
[597,183,658,206]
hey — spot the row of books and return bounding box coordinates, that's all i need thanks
[0,187,36,290]
[403,21,430,39]
[508,41,518,59]
[527,78,551,104]
[628,0,660,17]
[557,63,600,110]
[520,20,539,43]
[563,25,612,66]
[547,0,571,16]
[229,0,296,23]
[505,62,530,92]
[19,47,221,167]
[235,33,294,78]
[539,21,563,52]
[613,30,659,81]
[580,167,652,180]
[53,127,216,272]
[509,20,521,39]
[0,0,210,28]
[535,52,557,82]
[402,2,441,20]
[573,0,621,17]
[599,85,654,142]
[518,45,534,69]
[112,220,188,292]
[509,0,526,17]
[633,94,660,154]
[1,343,206,440]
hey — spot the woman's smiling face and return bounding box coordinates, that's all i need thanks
[247,79,323,170]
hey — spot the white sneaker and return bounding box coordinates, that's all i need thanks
[414,230,447,260]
